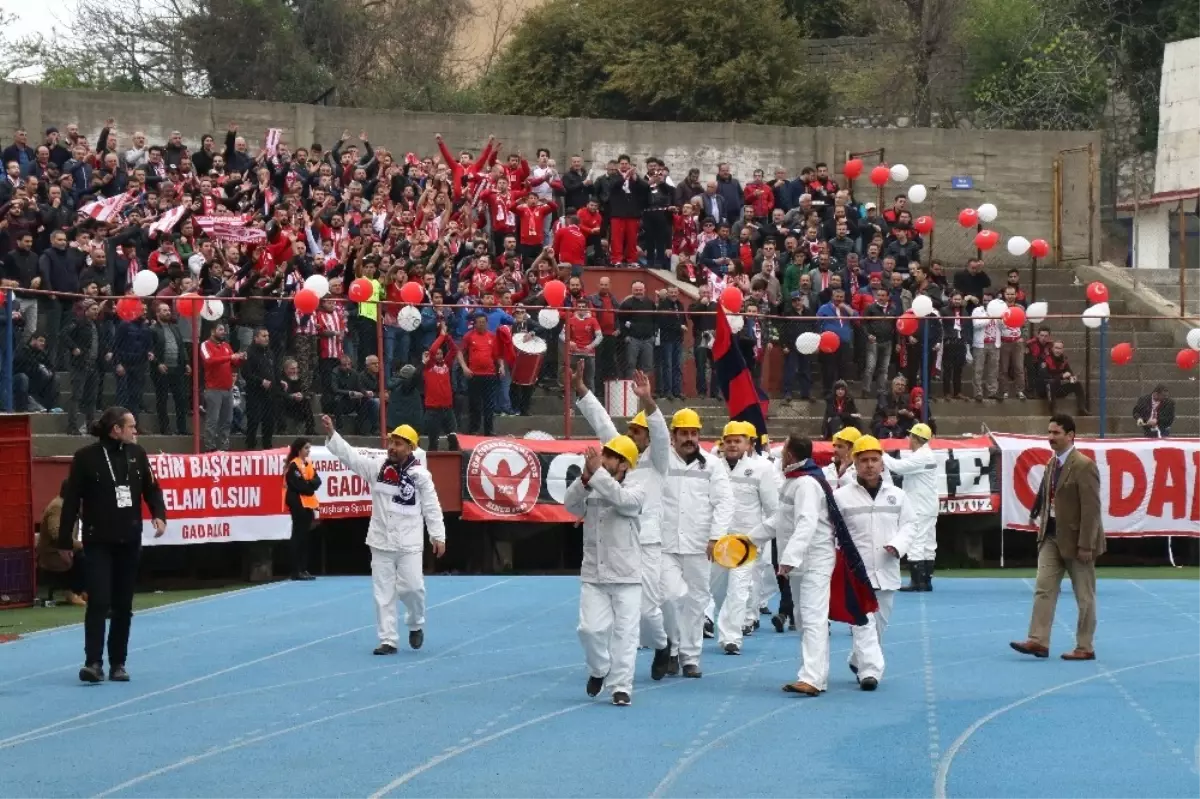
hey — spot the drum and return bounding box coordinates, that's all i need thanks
[513,333,547,386]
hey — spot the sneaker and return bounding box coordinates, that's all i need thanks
[373,643,398,655]
[109,665,130,682]
[79,663,105,683]
[682,664,702,678]
[611,691,631,706]
[408,629,424,650]
[587,675,605,697]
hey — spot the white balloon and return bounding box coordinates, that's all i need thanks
[977,203,998,223]
[132,270,159,298]
[726,313,744,334]
[398,305,422,332]
[986,298,1008,318]
[200,299,224,321]
[304,274,330,298]
[889,164,909,183]
[907,184,927,204]
[537,308,560,330]
[1080,303,1109,329]
[795,332,820,355]
[1007,236,1031,257]
[1025,301,1049,324]
[1187,328,1200,351]
[911,294,934,317]
[524,430,555,440]
[1091,301,1110,318]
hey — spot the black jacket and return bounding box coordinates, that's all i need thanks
[58,438,167,548]
[618,296,657,340]
[284,459,322,514]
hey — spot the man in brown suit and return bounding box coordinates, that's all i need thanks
[1011,413,1105,660]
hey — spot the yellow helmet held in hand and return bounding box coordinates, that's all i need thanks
[389,424,420,447]
[851,435,884,457]
[671,408,702,430]
[909,422,933,441]
[630,411,648,429]
[603,436,640,470]
[712,534,758,569]
[832,426,862,445]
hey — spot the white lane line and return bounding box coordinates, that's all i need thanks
[1101,668,1198,775]
[0,578,514,749]
[1130,581,1200,624]
[920,595,942,778]
[933,653,1200,799]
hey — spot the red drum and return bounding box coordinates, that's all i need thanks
[513,333,547,386]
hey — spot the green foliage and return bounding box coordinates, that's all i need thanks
[781,0,874,38]
[481,0,832,126]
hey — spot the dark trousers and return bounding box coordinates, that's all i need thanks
[942,339,968,397]
[771,540,795,622]
[511,384,534,416]
[83,541,141,667]
[657,339,682,396]
[152,365,190,435]
[468,374,497,435]
[1049,379,1088,414]
[693,344,716,396]
[782,350,813,399]
[597,336,620,385]
[245,391,275,449]
[116,364,146,415]
[819,347,850,396]
[424,407,458,450]
[289,507,314,577]
[66,369,98,432]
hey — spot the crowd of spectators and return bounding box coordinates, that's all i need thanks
[0,119,1097,451]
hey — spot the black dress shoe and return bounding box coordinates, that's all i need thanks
[703,618,714,639]
[612,691,631,706]
[587,675,605,697]
[771,614,785,633]
[723,643,740,655]
[373,643,398,655]
[79,663,104,683]
[666,654,680,676]
[109,665,130,682]
[682,664,702,678]
[409,629,424,650]
[860,676,878,691]
[650,646,670,681]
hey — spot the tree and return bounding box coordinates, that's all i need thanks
[781,0,874,38]
[480,0,832,126]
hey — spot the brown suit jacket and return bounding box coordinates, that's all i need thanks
[1030,448,1106,560]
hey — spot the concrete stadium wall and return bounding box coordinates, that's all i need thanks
[2,82,1102,265]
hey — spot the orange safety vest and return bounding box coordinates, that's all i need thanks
[283,457,320,511]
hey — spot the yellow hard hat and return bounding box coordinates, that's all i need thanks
[722,420,754,439]
[712,534,758,569]
[909,422,933,441]
[389,424,419,447]
[603,435,639,470]
[832,426,862,445]
[629,411,648,429]
[851,434,884,457]
[670,408,702,430]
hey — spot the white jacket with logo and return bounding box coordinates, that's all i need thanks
[662,448,734,555]
[882,444,939,519]
[327,432,445,554]
[832,481,915,591]
[751,462,835,574]
[565,467,645,584]
[718,451,780,541]
[576,391,669,545]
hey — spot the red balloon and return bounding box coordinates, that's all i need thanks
[869,165,890,187]
[818,331,841,353]
[843,158,864,180]
[542,279,567,307]
[175,293,202,317]
[1002,305,1026,328]
[720,286,744,314]
[913,216,934,235]
[294,288,319,315]
[896,313,918,337]
[1086,281,1109,304]
[974,229,999,251]
[1177,349,1199,370]
[1110,342,1134,365]
[116,297,145,322]
[958,208,979,228]
[349,277,374,303]
[399,280,423,304]
[1029,238,1050,259]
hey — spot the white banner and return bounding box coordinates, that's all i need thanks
[993,434,1200,537]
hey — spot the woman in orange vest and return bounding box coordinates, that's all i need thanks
[284,438,322,581]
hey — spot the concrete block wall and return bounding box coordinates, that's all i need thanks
[3,82,1101,267]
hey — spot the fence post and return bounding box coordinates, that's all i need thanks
[191,316,201,454]
[921,319,930,422]
[1098,319,1107,438]
[376,314,387,444]
[1179,200,1188,317]
[563,327,573,438]
[1052,157,1062,264]
[1087,141,1097,263]
[1083,327,1092,412]
[2,289,13,412]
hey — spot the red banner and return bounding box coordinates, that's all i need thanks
[457,435,1000,523]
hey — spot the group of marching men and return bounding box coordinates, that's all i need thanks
[567,367,942,705]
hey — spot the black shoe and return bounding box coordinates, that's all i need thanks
[300,571,316,581]
[79,663,104,683]
[759,606,771,616]
[860,676,879,691]
[788,618,796,631]
[682,664,702,678]
[849,662,859,675]
[612,691,631,706]
[702,618,714,639]
[666,655,680,676]
[409,629,424,650]
[771,614,785,633]
[752,618,760,632]
[109,665,129,682]
[899,562,920,592]
[651,646,671,681]
[587,675,605,697]
[922,561,934,591]
[723,643,740,655]
[741,625,754,637]
[373,643,398,655]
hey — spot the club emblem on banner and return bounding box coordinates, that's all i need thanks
[464,439,543,516]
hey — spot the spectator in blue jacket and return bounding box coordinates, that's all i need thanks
[816,287,856,395]
[699,222,737,274]
[112,314,153,415]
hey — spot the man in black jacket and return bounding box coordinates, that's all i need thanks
[243,328,276,449]
[619,280,656,378]
[150,302,191,435]
[58,406,167,683]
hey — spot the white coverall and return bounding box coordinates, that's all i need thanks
[748,452,785,617]
[661,448,734,669]
[833,481,915,682]
[706,451,779,649]
[882,444,939,561]
[327,432,446,647]
[565,467,645,697]
[576,392,671,649]
[753,461,836,690]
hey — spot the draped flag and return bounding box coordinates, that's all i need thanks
[712,304,770,449]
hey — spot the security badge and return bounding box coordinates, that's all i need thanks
[115,485,133,509]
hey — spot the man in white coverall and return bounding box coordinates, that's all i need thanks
[706,421,778,655]
[572,365,673,680]
[322,416,446,654]
[661,408,734,678]
[565,436,644,706]
[885,422,939,592]
[834,435,915,689]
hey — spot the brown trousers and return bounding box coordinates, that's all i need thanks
[1028,536,1097,652]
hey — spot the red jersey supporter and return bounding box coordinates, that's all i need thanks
[461,317,501,376]
[515,195,553,259]
[200,326,243,390]
[423,333,456,409]
[553,216,587,266]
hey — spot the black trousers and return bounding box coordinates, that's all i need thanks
[152,365,190,435]
[424,407,458,451]
[289,507,314,576]
[771,540,795,622]
[942,339,968,397]
[83,541,141,667]
[468,375,497,435]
